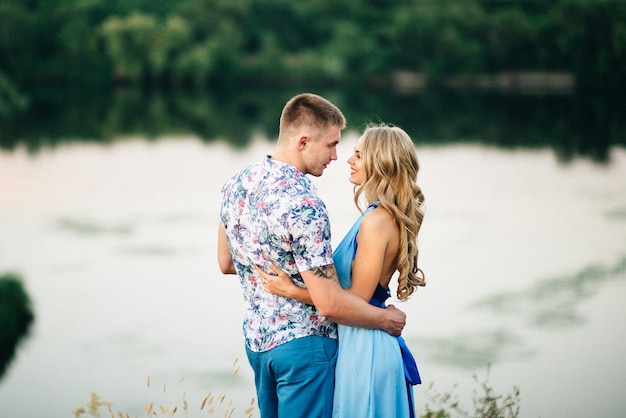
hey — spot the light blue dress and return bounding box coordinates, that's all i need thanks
[332,203,420,418]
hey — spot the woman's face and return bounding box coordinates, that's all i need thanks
[347,137,366,186]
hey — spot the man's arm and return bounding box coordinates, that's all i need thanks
[217,224,236,274]
[301,264,406,336]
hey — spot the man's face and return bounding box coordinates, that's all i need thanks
[302,125,341,177]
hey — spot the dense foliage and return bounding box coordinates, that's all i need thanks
[1,0,624,160]
[0,273,34,380]
[0,0,624,102]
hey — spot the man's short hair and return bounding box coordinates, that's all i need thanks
[279,93,346,141]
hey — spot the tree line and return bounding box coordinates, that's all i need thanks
[0,0,624,115]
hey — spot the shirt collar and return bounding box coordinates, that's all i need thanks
[263,155,314,191]
[264,155,304,177]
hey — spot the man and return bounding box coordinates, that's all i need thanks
[218,93,406,418]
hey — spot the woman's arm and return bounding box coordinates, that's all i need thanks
[255,264,314,305]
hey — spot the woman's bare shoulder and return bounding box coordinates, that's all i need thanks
[361,205,395,230]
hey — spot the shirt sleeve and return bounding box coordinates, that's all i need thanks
[286,196,334,272]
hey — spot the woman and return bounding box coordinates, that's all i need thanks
[257,123,426,417]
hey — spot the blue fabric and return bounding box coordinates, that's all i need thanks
[331,203,420,418]
[370,286,422,386]
[245,336,337,418]
[398,336,421,385]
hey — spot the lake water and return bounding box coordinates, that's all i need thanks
[0,133,625,417]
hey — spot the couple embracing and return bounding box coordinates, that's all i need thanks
[218,93,426,418]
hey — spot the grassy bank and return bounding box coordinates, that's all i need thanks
[74,365,520,418]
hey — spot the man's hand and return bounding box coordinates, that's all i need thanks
[382,305,406,336]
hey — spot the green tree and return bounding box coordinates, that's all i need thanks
[485,8,538,71]
[392,0,486,77]
[100,12,159,84]
[148,16,193,85]
[553,0,626,91]
[2,0,626,93]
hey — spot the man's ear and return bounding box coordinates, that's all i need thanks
[297,136,309,150]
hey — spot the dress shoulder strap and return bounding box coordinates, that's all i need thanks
[364,199,380,213]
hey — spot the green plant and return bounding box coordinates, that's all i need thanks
[0,272,35,379]
[420,365,521,418]
[74,362,520,418]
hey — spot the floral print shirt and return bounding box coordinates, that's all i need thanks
[220,156,338,352]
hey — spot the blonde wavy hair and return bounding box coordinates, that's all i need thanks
[353,123,426,300]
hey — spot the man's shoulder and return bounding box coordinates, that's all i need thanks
[221,162,263,187]
[236,161,265,178]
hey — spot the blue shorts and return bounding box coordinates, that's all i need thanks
[245,336,338,418]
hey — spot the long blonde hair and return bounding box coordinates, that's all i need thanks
[353,123,426,300]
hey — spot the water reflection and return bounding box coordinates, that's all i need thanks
[413,329,535,370]
[56,218,134,236]
[1,88,624,163]
[54,215,199,258]
[556,92,622,163]
[420,255,626,369]
[606,208,626,220]
[471,256,626,329]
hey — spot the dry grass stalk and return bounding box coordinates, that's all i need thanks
[245,398,256,418]
[144,402,153,416]
[182,392,189,417]
[74,358,258,417]
[200,392,211,410]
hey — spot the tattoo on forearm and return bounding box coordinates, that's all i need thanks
[312,264,337,280]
